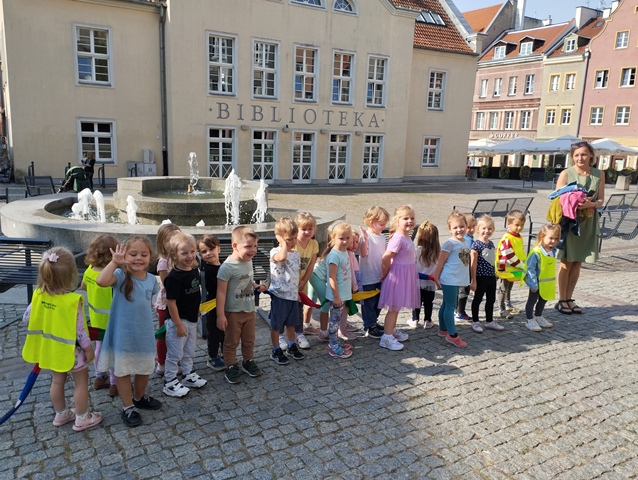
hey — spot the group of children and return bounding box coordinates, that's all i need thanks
[21,205,561,431]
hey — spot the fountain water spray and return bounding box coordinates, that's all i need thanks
[251,179,268,224]
[188,152,199,194]
[92,190,106,223]
[126,195,138,225]
[223,170,242,226]
[77,188,93,219]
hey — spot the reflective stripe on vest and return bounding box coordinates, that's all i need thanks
[531,246,556,301]
[83,265,112,330]
[22,290,85,372]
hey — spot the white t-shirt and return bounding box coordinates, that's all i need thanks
[269,247,300,301]
[360,230,386,286]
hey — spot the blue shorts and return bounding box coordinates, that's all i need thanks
[269,296,300,331]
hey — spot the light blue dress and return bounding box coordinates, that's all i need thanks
[97,269,158,377]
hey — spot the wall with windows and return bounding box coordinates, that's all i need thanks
[0,0,161,178]
[164,0,417,183]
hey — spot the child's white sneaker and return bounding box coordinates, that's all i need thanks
[406,319,419,329]
[484,321,505,331]
[279,334,288,351]
[392,328,409,342]
[535,315,553,328]
[296,333,311,349]
[525,318,542,332]
[423,321,435,329]
[471,322,484,333]
[182,372,207,389]
[163,378,190,397]
[379,334,404,351]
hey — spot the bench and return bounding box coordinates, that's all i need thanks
[598,208,638,251]
[522,171,546,188]
[24,175,56,197]
[455,197,534,228]
[0,236,52,303]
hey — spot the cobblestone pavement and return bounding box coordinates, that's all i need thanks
[1,181,637,479]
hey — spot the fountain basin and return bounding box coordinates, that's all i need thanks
[0,193,343,253]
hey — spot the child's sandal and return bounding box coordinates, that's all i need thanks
[554,300,573,315]
[567,299,582,314]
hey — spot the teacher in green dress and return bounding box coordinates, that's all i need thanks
[554,141,605,314]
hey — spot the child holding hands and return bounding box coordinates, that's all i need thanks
[198,234,225,371]
[496,210,527,318]
[409,221,440,329]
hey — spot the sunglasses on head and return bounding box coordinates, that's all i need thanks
[571,141,590,148]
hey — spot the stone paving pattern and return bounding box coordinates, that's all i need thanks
[1,180,637,479]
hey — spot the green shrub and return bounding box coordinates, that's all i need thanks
[605,166,617,184]
[544,165,555,182]
[519,165,531,180]
[479,165,490,178]
[499,165,510,180]
[620,167,635,176]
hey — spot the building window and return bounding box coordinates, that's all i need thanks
[332,52,353,104]
[519,41,533,56]
[620,67,636,87]
[594,70,609,88]
[294,47,318,101]
[549,75,560,92]
[561,108,572,125]
[524,74,535,94]
[589,107,604,125]
[615,106,631,125]
[494,45,506,59]
[565,38,577,52]
[75,26,111,85]
[208,128,235,178]
[489,112,499,129]
[362,135,382,181]
[328,133,349,182]
[253,41,278,98]
[493,78,502,97]
[520,111,531,129]
[504,111,514,129]
[208,34,235,95]
[417,11,445,25]
[366,56,387,107]
[292,0,322,6]
[475,112,485,130]
[422,137,440,167]
[79,120,115,163]
[546,109,556,125]
[427,71,446,110]
[479,79,488,98]
[333,0,354,13]
[508,76,517,95]
[565,73,576,90]
[251,130,275,180]
[292,132,314,182]
[616,31,629,49]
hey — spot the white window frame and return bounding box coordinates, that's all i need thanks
[594,70,609,89]
[620,67,636,87]
[362,134,383,182]
[615,106,631,125]
[291,0,324,7]
[549,74,560,92]
[524,74,535,95]
[291,131,315,183]
[520,110,531,130]
[208,32,237,95]
[207,127,236,178]
[546,109,556,125]
[252,39,279,99]
[565,38,577,52]
[333,0,356,14]
[479,79,488,98]
[74,24,112,86]
[561,108,572,125]
[565,73,576,91]
[494,45,506,59]
[493,78,502,97]
[504,111,514,130]
[366,55,388,107]
[508,76,517,96]
[77,118,116,164]
[293,45,318,102]
[427,70,446,110]
[519,41,533,56]
[475,112,486,130]
[328,133,350,183]
[251,129,277,182]
[589,107,604,125]
[421,137,440,167]
[332,51,354,104]
[489,112,499,130]
[615,31,629,49]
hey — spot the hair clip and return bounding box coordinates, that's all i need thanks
[418,220,430,229]
[43,252,59,263]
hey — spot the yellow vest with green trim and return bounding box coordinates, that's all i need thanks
[83,265,112,330]
[495,233,527,281]
[22,290,86,372]
[530,246,556,301]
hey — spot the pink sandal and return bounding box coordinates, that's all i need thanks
[72,411,103,432]
[52,408,76,427]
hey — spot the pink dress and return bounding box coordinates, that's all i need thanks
[378,233,420,311]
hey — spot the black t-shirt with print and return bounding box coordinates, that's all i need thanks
[165,267,201,323]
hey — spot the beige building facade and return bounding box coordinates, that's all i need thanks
[0,0,477,183]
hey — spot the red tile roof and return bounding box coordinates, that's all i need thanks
[481,23,571,61]
[549,17,606,57]
[391,0,475,54]
[462,4,501,33]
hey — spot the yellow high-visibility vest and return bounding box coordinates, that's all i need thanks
[83,265,112,330]
[530,246,556,301]
[22,290,85,372]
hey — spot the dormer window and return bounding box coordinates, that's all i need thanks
[520,41,533,56]
[494,45,506,59]
[417,11,445,25]
[565,38,577,52]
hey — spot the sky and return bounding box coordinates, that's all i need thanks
[452,0,610,24]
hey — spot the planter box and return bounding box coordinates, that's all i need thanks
[616,175,631,191]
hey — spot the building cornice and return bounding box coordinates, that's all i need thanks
[73,0,161,13]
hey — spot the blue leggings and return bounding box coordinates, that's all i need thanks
[438,284,459,335]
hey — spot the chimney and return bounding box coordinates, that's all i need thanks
[515,0,527,30]
[542,15,552,26]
